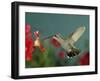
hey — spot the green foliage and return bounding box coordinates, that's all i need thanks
[25,39,88,68]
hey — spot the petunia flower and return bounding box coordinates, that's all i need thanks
[39,44,46,52]
[58,51,65,59]
[79,52,89,65]
[25,24,34,61]
[25,24,31,33]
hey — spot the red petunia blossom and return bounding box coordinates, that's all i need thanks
[50,37,61,48]
[25,24,31,33]
[25,39,34,61]
[26,32,32,39]
[79,52,89,65]
[39,43,46,52]
[58,51,65,59]
[25,24,34,61]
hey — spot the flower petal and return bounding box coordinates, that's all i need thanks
[58,51,65,59]
[79,52,89,65]
[25,24,31,33]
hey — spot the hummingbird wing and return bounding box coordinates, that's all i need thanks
[66,27,85,44]
[52,34,71,51]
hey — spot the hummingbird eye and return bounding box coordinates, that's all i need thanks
[54,35,57,37]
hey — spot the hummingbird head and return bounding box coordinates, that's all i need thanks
[54,33,64,40]
[54,34,60,39]
[53,33,64,44]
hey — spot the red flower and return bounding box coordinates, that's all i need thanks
[39,43,46,52]
[25,24,34,61]
[59,51,65,59]
[26,32,32,39]
[25,38,34,61]
[50,37,61,48]
[25,24,31,33]
[79,52,89,65]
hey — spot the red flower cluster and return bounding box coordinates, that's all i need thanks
[39,44,46,52]
[50,37,61,48]
[79,52,89,65]
[25,24,34,61]
[58,51,65,59]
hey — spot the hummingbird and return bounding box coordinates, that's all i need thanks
[51,27,86,57]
